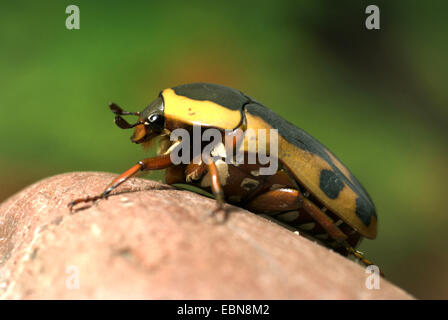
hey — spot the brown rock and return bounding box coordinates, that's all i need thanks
[0,172,413,299]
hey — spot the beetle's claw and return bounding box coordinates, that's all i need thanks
[203,201,228,224]
[68,194,106,212]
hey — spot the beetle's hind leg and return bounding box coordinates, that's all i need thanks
[300,196,384,275]
[345,246,374,266]
[244,187,384,275]
[343,244,385,276]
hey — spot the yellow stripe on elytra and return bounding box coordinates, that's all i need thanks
[162,88,242,129]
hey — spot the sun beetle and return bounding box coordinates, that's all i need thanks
[69,82,378,268]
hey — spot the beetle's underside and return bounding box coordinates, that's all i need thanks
[157,137,363,258]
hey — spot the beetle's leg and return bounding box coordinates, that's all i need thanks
[300,196,384,275]
[68,153,173,211]
[343,245,384,276]
[345,246,374,266]
[245,188,301,213]
[185,154,207,182]
[206,159,225,212]
[193,150,227,219]
[278,162,345,238]
[246,188,348,242]
[301,197,348,242]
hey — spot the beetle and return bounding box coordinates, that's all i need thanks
[69,82,378,268]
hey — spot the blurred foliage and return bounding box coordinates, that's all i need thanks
[0,0,447,298]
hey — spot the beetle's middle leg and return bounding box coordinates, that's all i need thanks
[68,153,173,211]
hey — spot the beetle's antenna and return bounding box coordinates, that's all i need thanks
[109,102,140,116]
[110,102,144,130]
[114,116,147,129]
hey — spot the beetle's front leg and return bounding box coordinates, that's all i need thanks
[68,153,173,211]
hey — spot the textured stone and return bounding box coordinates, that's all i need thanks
[0,172,413,299]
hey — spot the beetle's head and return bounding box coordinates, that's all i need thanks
[109,96,166,145]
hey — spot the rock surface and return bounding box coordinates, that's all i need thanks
[0,172,413,299]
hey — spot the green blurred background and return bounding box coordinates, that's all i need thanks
[1,0,447,299]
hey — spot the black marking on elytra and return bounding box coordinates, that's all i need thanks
[355,197,376,226]
[173,83,249,111]
[319,169,344,199]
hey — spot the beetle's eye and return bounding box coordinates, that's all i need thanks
[148,113,164,131]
